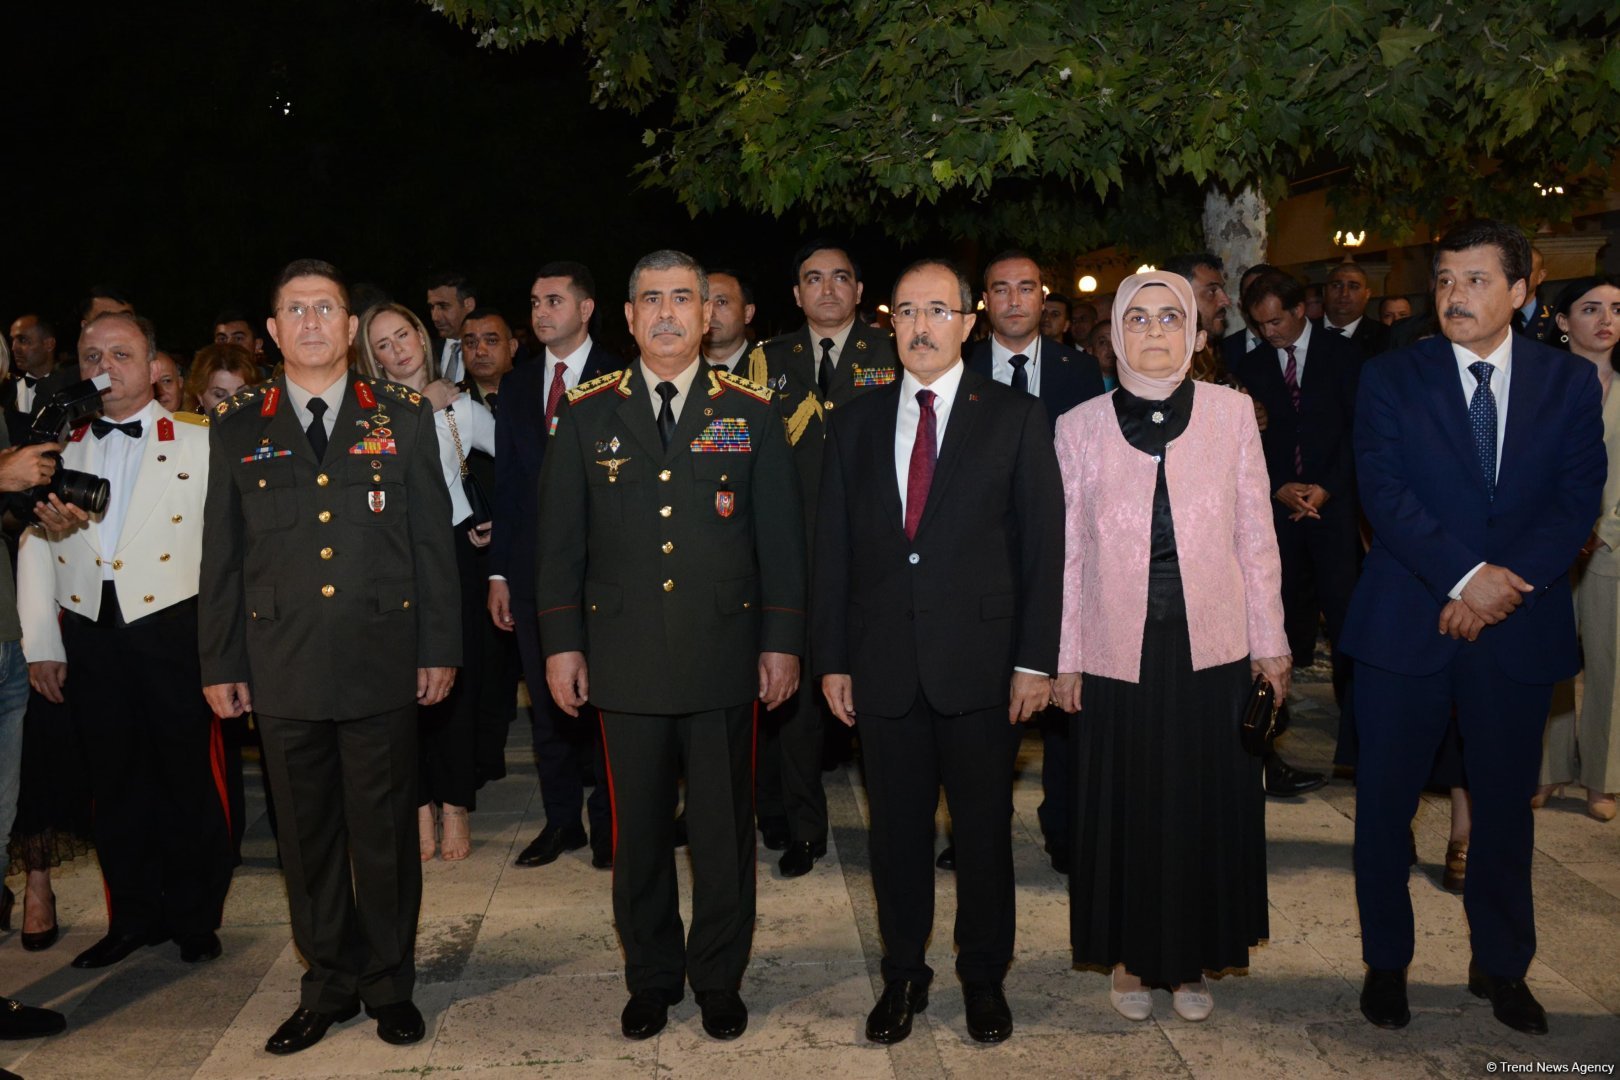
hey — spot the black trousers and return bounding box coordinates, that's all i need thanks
[1354,651,1549,978]
[419,524,481,808]
[860,694,1022,986]
[1274,499,1359,757]
[600,704,755,995]
[755,672,829,844]
[1035,705,1074,855]
[513,597,609,836]
[62,596,231,940]
[258,705,421,1011]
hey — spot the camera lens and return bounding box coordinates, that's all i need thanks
[55,470,110,516]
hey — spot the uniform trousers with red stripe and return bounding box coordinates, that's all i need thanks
[600,704,756,998]
[62,593,233,940]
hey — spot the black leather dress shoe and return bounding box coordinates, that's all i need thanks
[935,844,956,871]
[1048,846,1071,875]
[1359,968,1410,1029]
[591,837,613,870]
[759,816,791,851]
[265,1003,360,1055]
[778,840,827,878]
[963,982,1013,1043]
[71,930,165,969]
[621,989,679,1040]
[695,989,749,1040]
[178,932,222,963]
[1468,961,1548,1035]
[0,997,67,1040]
[672,811,688,849]
[1262,753,1327,797]
[514,823,587,867]
[866,979,928,1044]
[368,1000,426,1044]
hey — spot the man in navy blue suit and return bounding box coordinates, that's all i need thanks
[488,261,621,870]
[964,250,1102,875]
[1342,220,1605,1036]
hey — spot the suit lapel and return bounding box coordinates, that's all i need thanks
[62,433,104,558]
[118,422,171,546]
[914,368,982,538]
[1494,338,1549,503]
[611,367,664,463]
[664,368,717,462]
[872,384,904,530]
[1414,338,1489,497]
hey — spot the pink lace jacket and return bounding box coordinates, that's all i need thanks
[1054,383,1288,682]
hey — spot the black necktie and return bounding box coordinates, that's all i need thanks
[1326,325,1345,335]
[656,381,677,448]
[91,418,142,440]
[818,337,835,398]
[1010,353,1030,395]
[305,397,329,459]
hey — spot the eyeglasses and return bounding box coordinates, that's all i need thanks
[891,303,970,325]
[1122,311,1186,333]
[280,301,347,321]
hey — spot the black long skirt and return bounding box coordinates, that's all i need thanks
[1069,565,1268,985]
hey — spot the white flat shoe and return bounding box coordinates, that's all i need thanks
[1110,974,1152,1021]
[1172,977,1213,1021]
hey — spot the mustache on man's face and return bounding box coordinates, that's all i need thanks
[1444,305,1474,319]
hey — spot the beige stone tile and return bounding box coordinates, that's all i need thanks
[425,974,657,1073]
[655,1042,895,1079]
[931,1028,1190,1079]
[461,902,626,982]
[658,959,876,1053]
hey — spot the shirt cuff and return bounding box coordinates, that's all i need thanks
[1014,666,1049,677]
[488,574,507,582]
[1449,563,1485,600]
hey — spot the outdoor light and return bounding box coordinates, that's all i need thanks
[1078,275,1098,293]
[876,304,890,315]
[1533,181,1565,197]
[1333,230,1366,247]
[1041,284,1050,296]
[1136,264,1156,274]
[976,299,986,310]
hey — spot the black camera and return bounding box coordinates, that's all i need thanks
[13,375,112,521]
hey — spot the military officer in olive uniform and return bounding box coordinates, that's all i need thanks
[200,259,461,1057]
[743,240,897,877]
[537,249,805,1042]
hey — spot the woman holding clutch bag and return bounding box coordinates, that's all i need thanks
[1051,271,1289,1022]
[358,303,495,862]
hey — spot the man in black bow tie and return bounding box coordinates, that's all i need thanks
[5,314,76,439]
[17,310,232,972]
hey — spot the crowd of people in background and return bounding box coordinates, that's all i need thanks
[0,218,1614,1062]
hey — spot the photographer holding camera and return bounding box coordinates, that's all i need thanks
[16,311,232,971]
[0,426,82,1043]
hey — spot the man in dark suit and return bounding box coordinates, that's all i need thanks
[1341,220,1605,1036]
[1320,262,1390,358]
[201,259,461,1054]
[1235,271,1362,782]
[537,249,805,1042]
[743,240,897,877]
[816,258,1064,1046]
[424,270,477,384]
[489,262,621,869]
[701,269,756,373]
[1220,263,1276,372]
[964,250,1103,875]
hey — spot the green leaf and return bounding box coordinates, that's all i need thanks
[1376,25,1440,68]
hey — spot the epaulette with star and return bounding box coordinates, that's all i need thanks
[376,380,424,407]
[212,384,270,422]
[566,369,626,404]
[715,369,773,404]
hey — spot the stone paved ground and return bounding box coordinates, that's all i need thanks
[3,682,1618,1079]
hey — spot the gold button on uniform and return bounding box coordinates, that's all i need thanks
[318,510,332,523]
[159,554,171,562]
[661,541,674,554]
[659,470,671,482]
[56,556,64,564]
[172,514,183,523]
[321,585,335,597]
[70,594,80,604]
[659,506,672,518]
[373,473,382,482]
[316,473,329,486]
[258,478,268,488]
[143,595,154,604]
[112,559,123,570]
[402,600,410,610]
[320,547,333,560]
[95,558,102,566]
[663,579,675,592]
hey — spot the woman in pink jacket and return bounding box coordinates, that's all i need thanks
[1051,271,1289,1023]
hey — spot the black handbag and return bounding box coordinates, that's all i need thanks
[1240,674,1288,757]
[444,405,493,528]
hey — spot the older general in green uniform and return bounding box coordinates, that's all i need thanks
[536,249,805,1042]
[199,259,461,1057]
[743,240,897,877]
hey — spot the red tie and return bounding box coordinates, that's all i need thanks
[1283,345,1303,477]
[543,361,567,433]
[904,389,938,540]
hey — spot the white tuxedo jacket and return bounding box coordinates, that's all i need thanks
[18,408,210,663]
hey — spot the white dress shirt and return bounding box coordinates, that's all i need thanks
[639,357,705,424]
[1276,318,1314,383]
[894,361,966,523]
[1323,315,1363,338]
[545,334,595,392]
[88,400,157,580]
[1448,329,1514,598]
[707,342,749,373]
[284,374,346,441]
[990,334,1043,396]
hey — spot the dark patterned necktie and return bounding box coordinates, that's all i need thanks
[1283,345,1303,476]
[904,389,937,540]
[1469,360,1497,500]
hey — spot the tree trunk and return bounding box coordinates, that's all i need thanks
[1202,185,1269,338]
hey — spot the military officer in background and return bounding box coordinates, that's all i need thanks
[18,310,232,970]
[744,239,896,877]
[199,259,460,1056]
[538,249,805,1042]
